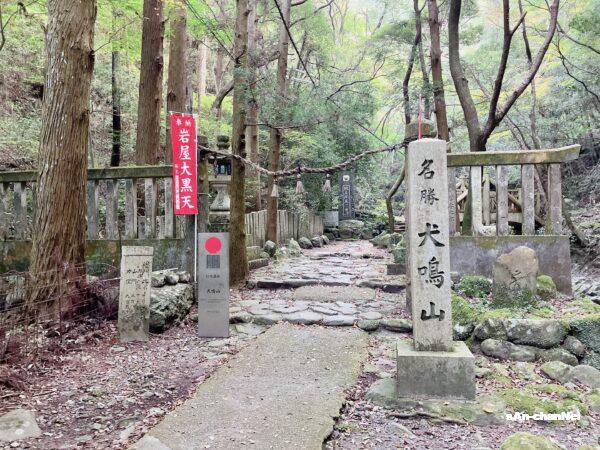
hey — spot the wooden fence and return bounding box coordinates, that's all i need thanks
[245,210,324,247]
[447,145,581,236]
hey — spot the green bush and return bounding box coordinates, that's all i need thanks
[456,275,492,298]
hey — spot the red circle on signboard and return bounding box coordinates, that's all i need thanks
[205,237,222,254]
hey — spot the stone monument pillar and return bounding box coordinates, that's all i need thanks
[397,139,475,400]
[118,246,154,342]
[338,172,355,220]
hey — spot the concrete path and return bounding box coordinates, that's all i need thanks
[132,323,368,450]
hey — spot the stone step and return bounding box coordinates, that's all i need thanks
[248,258,269,271]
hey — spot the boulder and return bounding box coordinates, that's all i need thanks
[321,235,330,245]
[149,283,194,332]
[357,319,379,332]
[540,360,572,383]
[0,409,41,442]
[288,238,302,256]
[263,240,277,257]
[567,365,600,389]
[480,339,537,362]
[500,432,561,450]
[536,275,557,300]
[474,318,508,341]
[165,272,179,285]
[310,236,324,248]
[504,319,567,349]
[569,314,600,353]
[492,246,538,308]
[563,335,586,358]
[380,318,412,333]
[537,348,579,366]
[298,237,313,249]
[581,351,600,370]
[246,246,262,260]
[176,271,191,283]
[453,322,475,341]
[339,219,365,239]
[151,273,166,288]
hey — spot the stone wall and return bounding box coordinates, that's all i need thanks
[450,235,572,294]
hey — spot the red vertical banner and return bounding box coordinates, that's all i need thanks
[170,112,198,215]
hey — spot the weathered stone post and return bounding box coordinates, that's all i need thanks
[118,246,154,342]
[397,139,475,399]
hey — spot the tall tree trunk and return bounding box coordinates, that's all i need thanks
[427,0,448,141]
[247,0,261,211]
[229,0,249,284]
[266,0,291,243]
[197,41,207,115]
[165,4,187,163]
[414,0,431,118]
[135,0,164,165]
[28,0,97,316]
[110,6,121,167]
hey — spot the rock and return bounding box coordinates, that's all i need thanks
[149,283,194,332]
[585,389,600,413]
[298,237,313,249]
[283,311,322,325]
[504,319,567,349]
[567,365,600,389]
[512,362,540,381]
[581,351,600,370]
[288,239,302,256]
[537,275,557,300]
[322,315,357,326]
[339,219,365,239]
[569,314,600,353]
[176,271,191,283]
[251,313,282,326]
[165,272,179,285]
[537,348,579,366]
[310,236,324,248]
[380,318,413,333]
[492,246,538,308]
[500,432,561,450]
[365,378,397,407]
[563,335,586,358]
[358,279,406,293]
[0,409,41,442]
[361,311,382,320]
[474,318,508,341]
[263,240,277,257]
[246,246,262,260]
[230,311,253,324]
[480,339,537,362]
[540,360,572,383]
[391,242,406,265]
[151,273,166,288]
[321,235,330,245]
[357,319,379,332]
[249,258,270,270]
[454,322,475,341]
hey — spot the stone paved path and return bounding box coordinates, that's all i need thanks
[232,241,408,331]
[132,323,368,450]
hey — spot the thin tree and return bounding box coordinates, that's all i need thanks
[229,0,250,284]
[28,0,97,315]
[135,0,165,164]
[448,0,559,152]
[247,0,261,211]
[197,41,208,115]
[110,5,122,167]
[266,0,291,244]
[165,1,188,162]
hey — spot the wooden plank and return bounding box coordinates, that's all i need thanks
[87,180,99,239]
[447,145,581,167]
[547,163,562,234]
[482,172,491,226]
[144,178,156,238]
[124,179,137,239]
[164,178,174,238]
[105,180,118,239]
[521,164,535,235]
[496,165,509,236]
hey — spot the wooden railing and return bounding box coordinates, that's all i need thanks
[245,210,324,247]
[447,145,581,236]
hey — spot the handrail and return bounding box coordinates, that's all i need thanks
[447,145,581,167]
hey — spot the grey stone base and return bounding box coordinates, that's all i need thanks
[396,340,475,400]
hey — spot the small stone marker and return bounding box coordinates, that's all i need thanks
[339,172,355,220]
[118,246,153,343]
[398,139,475,400]
[197,233,230,338]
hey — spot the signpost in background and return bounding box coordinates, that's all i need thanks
[197,233,230,338]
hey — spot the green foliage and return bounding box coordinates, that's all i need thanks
[456,275,492,298]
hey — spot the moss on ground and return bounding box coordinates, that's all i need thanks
[498,388,588,417]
